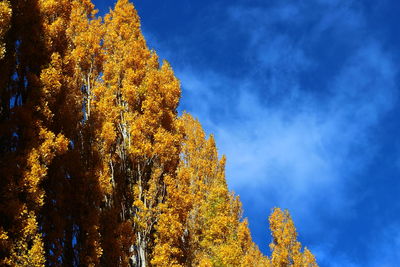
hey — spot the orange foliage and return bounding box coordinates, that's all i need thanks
[0,0,318,266]
[269,208,318,267]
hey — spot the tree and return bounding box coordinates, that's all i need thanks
[0,0,72,265]
[238,219,271,267]
[0,0,319,266]
[152,114,269,267]
[268,208,317,267]
[95,0,182,265]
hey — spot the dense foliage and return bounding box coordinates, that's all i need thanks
[0,0,317,266]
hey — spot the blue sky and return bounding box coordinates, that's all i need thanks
[94,1,400,266]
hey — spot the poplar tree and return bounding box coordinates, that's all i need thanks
[97,0,182,265]
[268,208,317,267]
[0,0,69,265]
[152,114,269,267]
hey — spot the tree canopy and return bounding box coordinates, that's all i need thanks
[0,0,317,266]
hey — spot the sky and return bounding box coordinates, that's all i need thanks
[94,1,400,266]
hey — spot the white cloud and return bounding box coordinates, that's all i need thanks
[170,40,397,267]
[141,1,398,265]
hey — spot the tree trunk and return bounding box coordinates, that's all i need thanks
[136,232,147,267]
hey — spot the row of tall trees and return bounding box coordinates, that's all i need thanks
[0,0,317,266]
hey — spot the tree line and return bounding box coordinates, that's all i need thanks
[0,0,317,266]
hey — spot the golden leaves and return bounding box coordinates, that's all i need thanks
[39,0,71,51]
[0,0,11,59]
[0,0,319,266]
[152,113,267,266]
[100,121,117,149]
[4,209,46,267]
[23,127,67,205]
[268,208,318,267]
[302,248,318,267]
[39,53,63,120]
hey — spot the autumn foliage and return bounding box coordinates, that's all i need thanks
[0,0,317,266]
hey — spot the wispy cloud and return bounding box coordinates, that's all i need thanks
[141,0,399,265]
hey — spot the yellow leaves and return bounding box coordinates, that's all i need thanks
[40,53,63,120]
[97,159,113,195]
[237,219,252,251]
[126,66,182,161]
[4,209,46,267]
[241,245,271,267]
[0,1,11,34]
[104,0,141,43]
[0,228,8,241]
[103,0,150,94]
[94,240,103,260]
[0,0,11,59]
[39,0,71,51]
[302,248,317,267]
[159,61,181,109]
[41,53,63,96]
[38,127,69,161]
[67,0,103,83]
[268,208,318,267]
[0,1,320,266]
[27,230,45,267]
[198,257,213,267]
[152,209,185,267]
[100,121,116,149]
[39,0,61,13]
[215,242,242,266]
[23,126,68,207]
[0,44,5,59]
[154,127,181,165]
[154,113,263,267]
